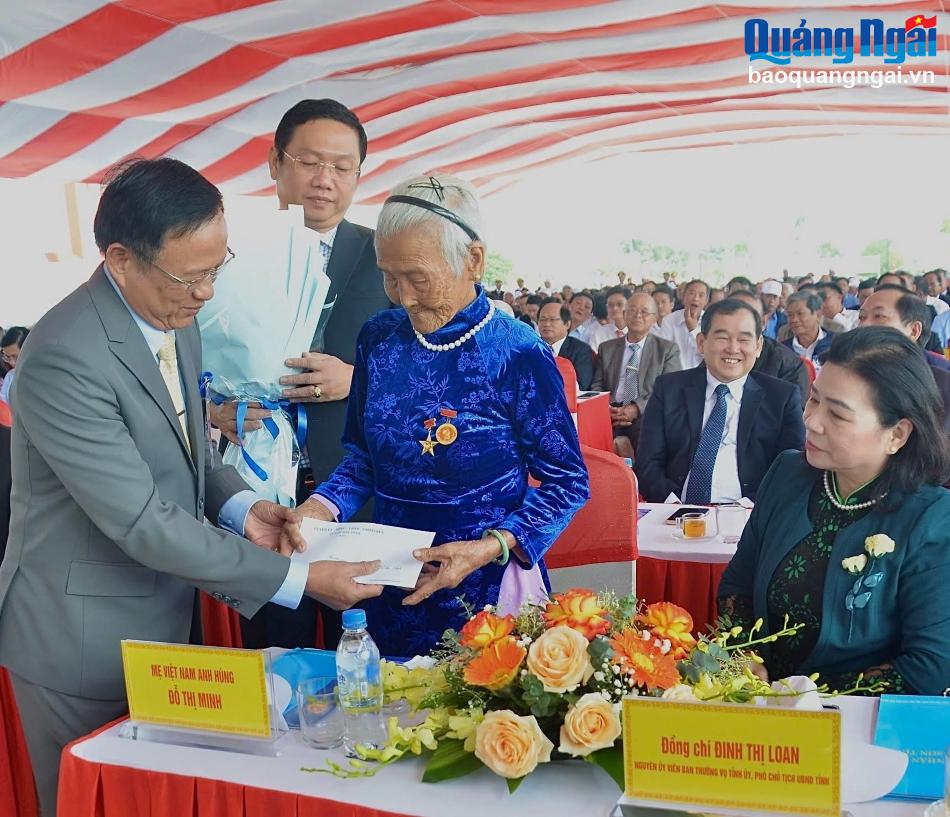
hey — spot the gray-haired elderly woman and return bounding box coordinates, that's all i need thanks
[299,174,589,656]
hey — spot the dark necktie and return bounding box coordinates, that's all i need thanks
[620,343,641,403]
[684,384,730,504]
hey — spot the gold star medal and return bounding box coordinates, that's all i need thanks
[435,408,459,446]
[419,418,437,456]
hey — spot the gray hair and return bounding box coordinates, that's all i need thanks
[786,292,824,313]
[375,173,485,277]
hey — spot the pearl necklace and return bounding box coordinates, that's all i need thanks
[414,299,495,352]
[822,471,884,511]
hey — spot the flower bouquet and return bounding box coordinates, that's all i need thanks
[306,590,881,792]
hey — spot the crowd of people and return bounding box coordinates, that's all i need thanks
[0,96,947,815]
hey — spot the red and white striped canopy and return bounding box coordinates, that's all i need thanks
[1,1,947,204]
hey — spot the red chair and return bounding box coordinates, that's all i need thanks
[554,357,578,412]
[801,356,817,383]
[545,445,638,596]
[0,401,11,428]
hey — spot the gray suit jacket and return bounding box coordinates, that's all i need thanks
[0,267,290,699]
[591,333,682,412]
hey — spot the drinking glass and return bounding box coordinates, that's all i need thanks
[716,505,748,544]
[677,512,707,538]
[297,677,344,749]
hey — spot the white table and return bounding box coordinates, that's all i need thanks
[63,697,927,817]
[637,502,747,564]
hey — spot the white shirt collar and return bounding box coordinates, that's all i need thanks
[705,370,749,402]
[550,336,567,357]
[316,224,338,250]
[103,263,169,360]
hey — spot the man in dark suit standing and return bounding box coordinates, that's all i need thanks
[592,292,681,457]
[538,299,593,389]
[636,299,805,503]
[211,99,391,650]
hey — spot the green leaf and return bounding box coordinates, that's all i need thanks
[588,636,613,667]
[507,775,525,793]
[521,673,562,717]
[589,745,625,790]
[421,739,484,783]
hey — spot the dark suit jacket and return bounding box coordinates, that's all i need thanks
[929,364,950,433]
[635,367,806,503]
[591,333,681,414]
[557,335,594,390]
[754,337,811,402]
[305,220,390,510]
[0,425,9,562]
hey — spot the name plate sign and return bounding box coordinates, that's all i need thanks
[121,641,271,738]
[622,698,840,817]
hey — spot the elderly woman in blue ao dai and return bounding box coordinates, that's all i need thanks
[299,174,589,657]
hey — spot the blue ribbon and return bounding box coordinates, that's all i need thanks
[199,372,307,483]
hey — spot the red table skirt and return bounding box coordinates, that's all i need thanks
[0,667,38,817]
[576,393,613,453]
[636,557,728,634]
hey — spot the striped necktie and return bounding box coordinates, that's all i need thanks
[158,333,191,454]
[620,342,642,403]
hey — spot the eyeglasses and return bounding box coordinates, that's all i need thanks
[281,150,361,181]
[146,248,235,290]
[626,309,656,318]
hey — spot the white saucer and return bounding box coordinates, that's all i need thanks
[923,801,947,817]
[670,530,721,544]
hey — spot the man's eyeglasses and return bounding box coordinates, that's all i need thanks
[281,150,361,181]
[626,309,656,318]
[146,248,235,290]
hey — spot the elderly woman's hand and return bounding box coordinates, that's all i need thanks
[402,537,503,606]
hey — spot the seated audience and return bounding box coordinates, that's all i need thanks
[591,292,681,458]
[857,278,876,306]
[818,281,858,332]
[718,327,950,695]
[839,276,860,309]
[654,279,709,368]
[783,292,835,370]
[636,299,805,503]
[568,291,597,343]
[587,286,629,350]
[651,284,675,330]
[730,290,810,400]
[539,299,593,390]
[521,294,542,329]
[0,326,29,405]
[759,279,787,340]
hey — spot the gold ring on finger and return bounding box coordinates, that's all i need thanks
[312,385,322,399]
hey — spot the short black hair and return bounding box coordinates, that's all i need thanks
[823,327,950,498]
[818,281,844,297]
[570,291,594,306]
[540,298,571,324]
[93,158,223,263]
[700,298,763,337]
[605,286,628,300]
[273,99,368,164]
[652,284,675,301]
[726,276,754,290]
[873,286,933,346]
[1,326,29,348]
[858,278,877,291]
[877,272,908,289]
[592,294,608,321]
[525,294,543,306]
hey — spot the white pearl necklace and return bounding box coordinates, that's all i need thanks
[414,299,495,352]
[822,471,884,511]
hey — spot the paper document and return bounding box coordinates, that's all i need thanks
[295,519,435,588]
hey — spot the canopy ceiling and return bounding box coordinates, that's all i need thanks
[0,1,947,204]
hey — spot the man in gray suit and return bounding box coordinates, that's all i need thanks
[0,159,383,815]
[591,292,682,458]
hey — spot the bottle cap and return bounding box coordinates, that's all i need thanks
[341,609,367,630]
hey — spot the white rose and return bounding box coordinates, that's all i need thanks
[864,534,896,559]
[661,684,701,703]
[841,554,868,575]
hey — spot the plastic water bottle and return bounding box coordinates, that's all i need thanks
[336,608,384,757]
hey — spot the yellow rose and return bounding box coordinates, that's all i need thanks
[558,693,622,757]
[864,534,896,558]
[841,554,868,575]
[661,684,701,703]
[474,710,554,778]
[526,625,594,693]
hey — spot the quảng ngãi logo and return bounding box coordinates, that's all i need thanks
[744,14,937,65]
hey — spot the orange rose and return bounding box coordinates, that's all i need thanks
[459,610,515,650]
[636,602,696,660]
[609,629,680,691]
[474,710,554,778]
[543,589,610,640]
[526,625,594,693]
[463,636,526,690]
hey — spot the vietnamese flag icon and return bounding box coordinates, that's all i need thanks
[905,14,937,32]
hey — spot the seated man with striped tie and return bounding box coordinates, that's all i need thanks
[591,292,681,458]
[635,299,806,504]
